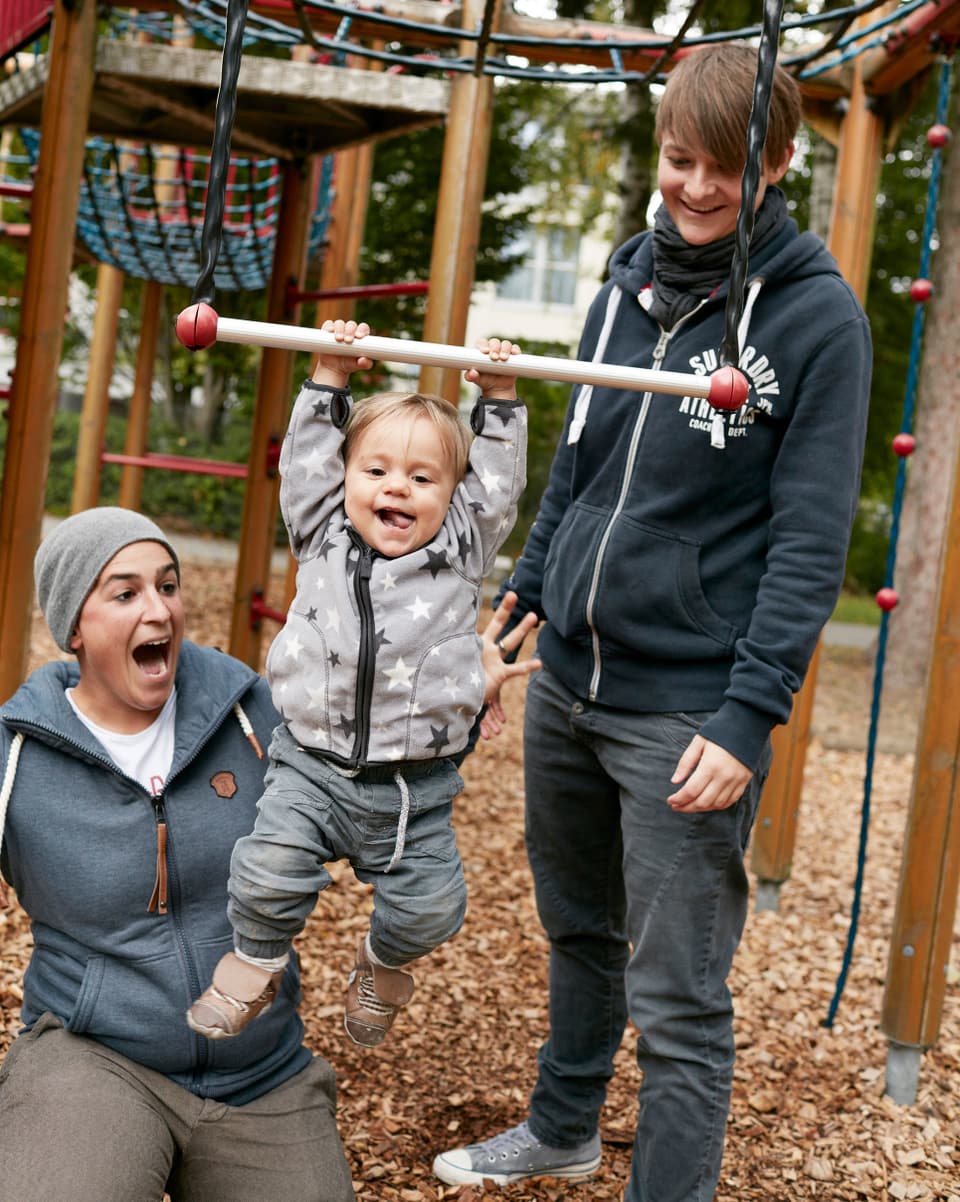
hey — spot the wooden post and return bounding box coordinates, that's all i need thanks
[750,649,819,910]
[881,445,960,1102]
[0,0,97,702]
[228,159,310,668]
[280,141,376,611]
[119,280,164,511]
[71,262,125,512]
[314,142,375,328]
[419,0,500,403]
[750,50,883,905]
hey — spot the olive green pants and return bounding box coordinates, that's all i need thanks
[0,1013,355,1202]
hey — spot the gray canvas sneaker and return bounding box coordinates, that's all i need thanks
[432,1120,602,1186]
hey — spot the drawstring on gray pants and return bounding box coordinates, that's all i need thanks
[385,770,410,874]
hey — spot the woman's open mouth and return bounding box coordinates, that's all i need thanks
[132,638,171,678]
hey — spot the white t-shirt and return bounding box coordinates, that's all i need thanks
[66,688,177,797]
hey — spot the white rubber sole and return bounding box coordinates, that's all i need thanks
[432,1150,602,1187]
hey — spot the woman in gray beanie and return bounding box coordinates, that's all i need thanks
[0,507,354,1201]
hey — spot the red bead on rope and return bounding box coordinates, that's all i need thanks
[892,432,916,457]
[176,302,219,351]
[706,366,750,412]
[876,587,899,612]
[909,278,933,303]
[926,123,952,149]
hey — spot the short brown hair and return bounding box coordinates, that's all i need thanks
[344,391,472,481]
[655,43,801,176]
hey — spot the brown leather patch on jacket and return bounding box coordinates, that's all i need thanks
[210,771,238,799]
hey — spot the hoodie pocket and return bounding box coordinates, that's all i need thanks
[543,504,739,659]
[66,947,196,1072]
[541,503,608,641]
[595,514,739,656]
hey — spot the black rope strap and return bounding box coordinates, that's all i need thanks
[191,0,251,305]
[720,0,785,369]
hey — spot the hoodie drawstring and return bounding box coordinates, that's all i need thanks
[568,286,623,445]
[0,732,24,906]
[712,278,764,451]
[233,702,264,759]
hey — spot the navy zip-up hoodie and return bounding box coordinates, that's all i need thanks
[501,219,871,770]
[0,642,310,1104]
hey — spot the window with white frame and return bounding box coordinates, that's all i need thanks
[497,225,580,306]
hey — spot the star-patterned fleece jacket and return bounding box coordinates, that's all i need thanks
[266,380,527,767]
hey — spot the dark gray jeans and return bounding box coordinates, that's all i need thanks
[0,1013,355,1202]
[522,669,770,1202]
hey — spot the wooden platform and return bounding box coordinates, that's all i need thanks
[0,40,450,158]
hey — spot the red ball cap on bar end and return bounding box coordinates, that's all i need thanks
[707,365,749,411]
[175,302,219,351]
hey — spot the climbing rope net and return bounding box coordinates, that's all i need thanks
[13,129,334,291]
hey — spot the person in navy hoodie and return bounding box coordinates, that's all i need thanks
[433,43,871,1201]
[0,508,354,1201]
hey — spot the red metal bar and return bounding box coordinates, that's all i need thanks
[101,450,248,478]
[249,589,286,628]
[0,181,33,199]
[287,280,430,305]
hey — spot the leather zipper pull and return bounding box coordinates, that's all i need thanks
[147,802,168,914]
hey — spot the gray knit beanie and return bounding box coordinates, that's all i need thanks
[35,508,181,651]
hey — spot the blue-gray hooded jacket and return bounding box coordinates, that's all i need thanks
[501,219,871,770]
[0,641,311,1104]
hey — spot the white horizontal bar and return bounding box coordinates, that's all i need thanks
[214,316,717,401]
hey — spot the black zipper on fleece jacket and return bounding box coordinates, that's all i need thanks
[350,536,377,765]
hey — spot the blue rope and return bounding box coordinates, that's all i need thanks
[798,0,927,79]
[823,59,953,1029]
[104,0,902,86]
